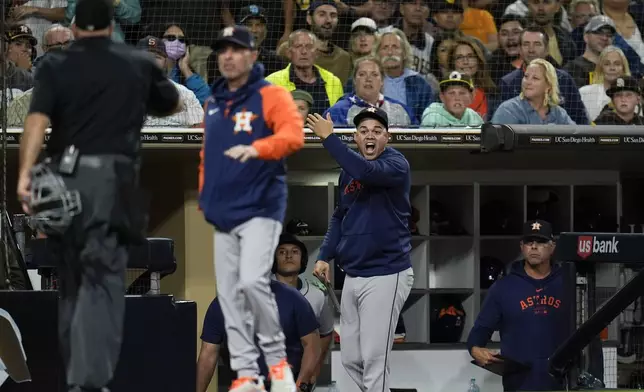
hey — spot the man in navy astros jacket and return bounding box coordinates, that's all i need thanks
[467,220,572,391]
[306,107,414,392]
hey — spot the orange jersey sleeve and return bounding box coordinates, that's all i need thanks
[252,85,305,160]
[198,100,208,195]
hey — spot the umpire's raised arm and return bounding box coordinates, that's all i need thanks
[143,52,182,117]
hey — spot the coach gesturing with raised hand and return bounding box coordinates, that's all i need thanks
[306,108,414,392]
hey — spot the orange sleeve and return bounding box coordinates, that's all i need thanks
[198,101,208,196]
[253,85,305,160]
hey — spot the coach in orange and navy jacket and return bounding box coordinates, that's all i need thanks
[467,220,573,392]
[198,25,306,392]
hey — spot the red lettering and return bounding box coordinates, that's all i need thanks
[548,297,555,306]
[527,297,534,307]
[520,301,528,310]
[554,300,561,308]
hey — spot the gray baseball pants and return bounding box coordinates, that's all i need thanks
[214,217,287,378]
[340,267,414,392]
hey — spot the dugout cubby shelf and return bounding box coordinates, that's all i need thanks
[287,172,623,349]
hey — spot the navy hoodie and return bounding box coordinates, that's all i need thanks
[317,135,412,277]
[467,261,572,391]
[198,63,304,232]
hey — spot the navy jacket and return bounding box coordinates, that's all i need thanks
[198,63,304,232]
[498,67,589,125]
[467,261,572,391]
[318,136,412,277]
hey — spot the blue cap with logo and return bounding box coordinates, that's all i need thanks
[239,4,267,23]
[212,25,256,51]
[353,106,389,130]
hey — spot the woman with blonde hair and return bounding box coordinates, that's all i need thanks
[579,46,632,121]
[492,59,575,124]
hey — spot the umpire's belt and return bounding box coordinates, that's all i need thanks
[46,154,137,170]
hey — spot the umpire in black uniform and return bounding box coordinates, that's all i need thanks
[16,0,181,390]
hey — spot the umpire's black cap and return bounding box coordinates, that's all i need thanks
[521,220,554,242]
[74,0,114,31]
[606,75,641,98]
[353,106,389,130]
[212,25,256,51]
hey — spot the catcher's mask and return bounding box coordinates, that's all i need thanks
[28,163,82,235]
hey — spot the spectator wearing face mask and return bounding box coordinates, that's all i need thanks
[489,14,527,85]
[161,22,210,105]
[579,45,631,121]
[594,75,644,125]
[421,71,484,127]
[137,36,204,128]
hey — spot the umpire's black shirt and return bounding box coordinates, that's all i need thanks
[29,36,180,158]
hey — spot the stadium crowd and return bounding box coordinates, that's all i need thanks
[4,0,644,127]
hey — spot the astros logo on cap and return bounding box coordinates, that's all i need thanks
[223,27,234,37]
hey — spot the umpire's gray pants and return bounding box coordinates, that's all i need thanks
[49,156,135,390]
[340,267,414,392]
[214,217,287,378]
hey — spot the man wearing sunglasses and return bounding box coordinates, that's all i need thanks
[467,219,572,391]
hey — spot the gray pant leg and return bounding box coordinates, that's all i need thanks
[54,160,131,389]
[214,229,260,377]
[342,268,414,392]
[340,276,365,391]
[236,217,287,367]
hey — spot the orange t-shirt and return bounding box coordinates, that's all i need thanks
[469,87,488,120]
[459,8,497,44]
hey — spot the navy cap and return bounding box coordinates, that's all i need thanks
[239,4,267,23]
[137,36,167,58]
[353,106,389,130]
[74,0,114,31]
[308,0,338,14]
[212,25,256,51]
[522,220,554,242]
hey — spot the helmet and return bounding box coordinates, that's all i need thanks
[480,256,505,289]
[28,163,82,236]
[272,233,308,274]
[430,297,466,343]
[286,219,310,236]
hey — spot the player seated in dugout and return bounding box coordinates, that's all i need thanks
[594,75,644,125]
[324,56,417,126]
[467,220,573,392]
[421,71,484,127]
[196,280,321,392]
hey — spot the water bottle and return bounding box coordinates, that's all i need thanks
[328,381,339,392]
[467,378,480,392]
